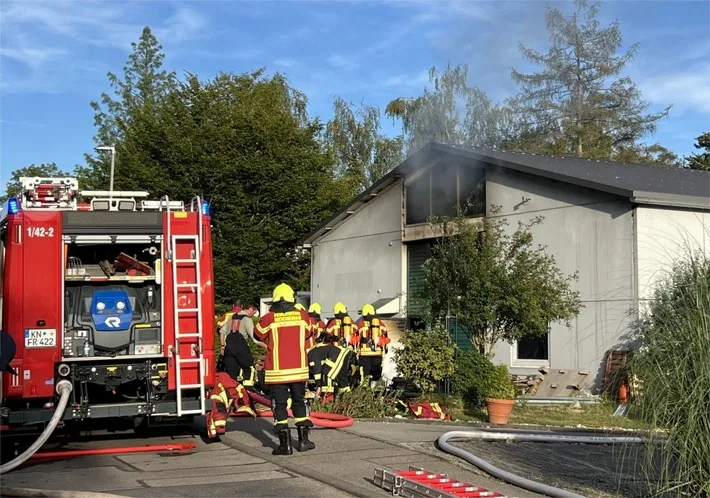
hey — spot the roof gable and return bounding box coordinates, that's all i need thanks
[299,142,710,246]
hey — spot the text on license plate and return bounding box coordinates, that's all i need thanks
[24,329,57,348]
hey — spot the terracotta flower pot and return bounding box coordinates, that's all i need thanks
[485,398,515,424]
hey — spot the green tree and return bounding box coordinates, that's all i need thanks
[1,163,69,202]
[613,143,682,168]
[325,97,403,193]
[510,0,670,158]
[386,64,513,155]
[110,69,344,303]
[78,26,177,190]
[422,208,582,356]
[386,64,522,156]
[686,132,710,170]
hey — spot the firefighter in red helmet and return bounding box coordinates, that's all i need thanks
[356,303,390,386]
[254,283,315,455]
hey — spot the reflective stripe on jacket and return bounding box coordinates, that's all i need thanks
[254,308,313,384]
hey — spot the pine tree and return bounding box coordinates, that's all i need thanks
[686,132,710,171]
[78,26,177,189]
[510,0,670,158]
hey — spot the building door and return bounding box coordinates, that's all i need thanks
[406,241,431,320]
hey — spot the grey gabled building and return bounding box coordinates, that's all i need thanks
[298,142,710,390]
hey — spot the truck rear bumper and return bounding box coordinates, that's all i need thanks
[5,398,203,425]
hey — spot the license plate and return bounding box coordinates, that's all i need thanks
[24,329,57,348]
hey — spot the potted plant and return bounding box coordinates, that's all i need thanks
[484,365,517,424]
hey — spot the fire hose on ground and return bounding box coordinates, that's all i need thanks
[237,391,355,428]
[0,380,73,475]
[436,430,648,498]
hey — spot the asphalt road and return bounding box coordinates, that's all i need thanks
[0,426,353,497]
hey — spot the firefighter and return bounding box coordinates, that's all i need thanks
[321,333,358,396]
[254,283,315,455]
[325,302,359,350]
[307,303,326,349]
[217,301,243,355]
[356,304,390,387]
[307,331,331,396]
[223,325,258,392]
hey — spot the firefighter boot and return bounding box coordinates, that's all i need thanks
[295,425,316,452]
[272,428,293,456]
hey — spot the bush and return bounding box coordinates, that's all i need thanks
[310,386,399,418]
[484,364,516,400]
[452,349,495,405]
[631,253,710,495]
[393,326,456,393]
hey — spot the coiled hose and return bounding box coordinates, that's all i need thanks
[244,391,354,428]
[437,430,647,498]
[0,380,73,474]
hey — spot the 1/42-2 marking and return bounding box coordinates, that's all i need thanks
[26,226,55,238]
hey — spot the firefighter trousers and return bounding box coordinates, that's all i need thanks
[359,355,383,382]
[269,382,311,432]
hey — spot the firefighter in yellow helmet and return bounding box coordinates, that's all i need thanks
[254,283,315,455]
[326,302,359,350]
[356,303,390,387]
[304,303,325,353]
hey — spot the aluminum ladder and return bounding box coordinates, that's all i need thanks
[171,233,206,416]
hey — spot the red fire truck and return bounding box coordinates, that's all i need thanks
[0,177,215,435]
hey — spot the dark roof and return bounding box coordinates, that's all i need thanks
[299,141,710,246]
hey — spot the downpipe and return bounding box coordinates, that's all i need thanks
[437,430,647,498]
[0,379,73,474]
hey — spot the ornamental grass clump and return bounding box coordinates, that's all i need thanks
[631,253,710,495]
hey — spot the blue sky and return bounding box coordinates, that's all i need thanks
[1,0,709,187]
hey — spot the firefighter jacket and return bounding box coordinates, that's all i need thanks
[322,343,358,393]
[305,316,326,352]
[206,372,255,439]
[224,330,256,387]
[307,343,330,388]
[325,316,358,349]
[356,317,390,357]
[254,306,313,384]
[408,402,450,421]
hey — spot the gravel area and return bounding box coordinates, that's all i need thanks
[455,440,660,497]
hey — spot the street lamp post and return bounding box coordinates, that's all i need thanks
[95,145,116,200]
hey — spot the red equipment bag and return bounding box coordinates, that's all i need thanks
[408,402,450,421]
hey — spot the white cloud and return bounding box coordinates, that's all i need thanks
[381,70,430,89]
[327,54,359,71]
[274,59,297,68]
[640,65,710,114]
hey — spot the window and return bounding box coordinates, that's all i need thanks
[512,332,550,367]
[406,173,430,225]
[406,165,486,225]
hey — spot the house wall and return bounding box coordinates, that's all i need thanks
[486,166,636,390]
[310,181,404,317]
[636,206,710,304]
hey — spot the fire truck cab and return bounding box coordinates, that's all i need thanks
[0,177,215,432]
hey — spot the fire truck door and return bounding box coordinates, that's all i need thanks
[22,212,62,398]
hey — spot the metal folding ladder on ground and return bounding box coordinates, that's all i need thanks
[171,233,206,416]
[374,466,510,498]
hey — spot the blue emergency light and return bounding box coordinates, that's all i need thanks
[201,200,210,216]
[7,198,20,215]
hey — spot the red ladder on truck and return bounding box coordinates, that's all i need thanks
[374,466,510,498]
[168,197,206,416]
